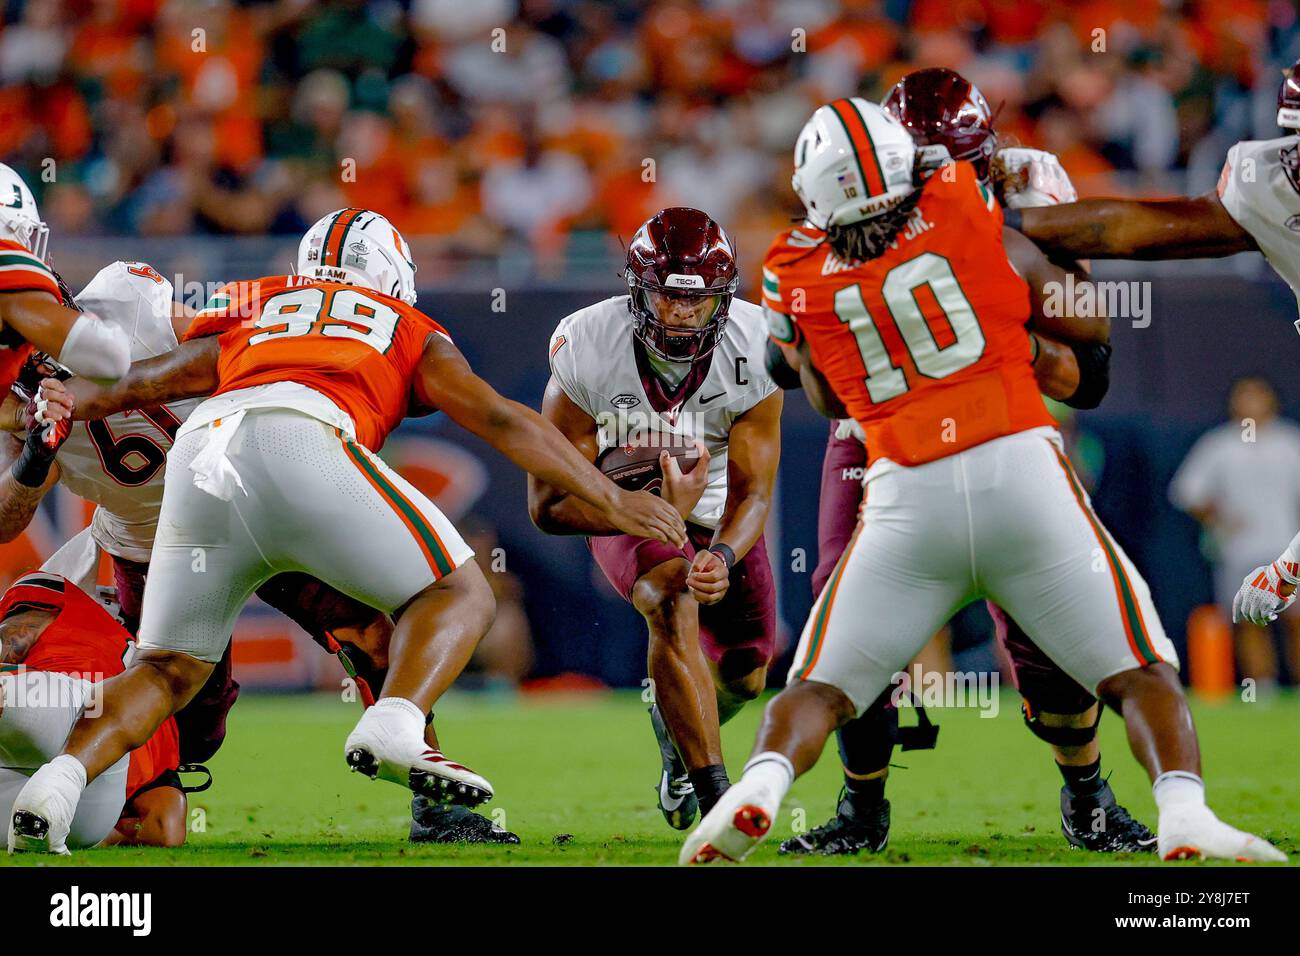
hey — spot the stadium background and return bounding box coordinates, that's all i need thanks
[2,0,1299,693]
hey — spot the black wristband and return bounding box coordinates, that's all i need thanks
[1064,341,1113,410]
[10,432,55,488]
[1003,207,1023,232]
[708,543,736,570]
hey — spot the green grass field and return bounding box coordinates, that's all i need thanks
[9,689,1297,867]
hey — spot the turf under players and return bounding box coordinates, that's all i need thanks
[681,99,1283,865]
[529,207,781,827]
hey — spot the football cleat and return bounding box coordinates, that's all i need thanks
[409,797,520,845]
[679,776,778,865]
[1061,780,1156,853]
[345,725,493,807]
[1157,804,1286,863]
[649,704,697,830]
[779,791,890,856]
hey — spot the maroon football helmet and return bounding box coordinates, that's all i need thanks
[625,207,738,364]
[1278,60,1300,130]
[883,68,997,182]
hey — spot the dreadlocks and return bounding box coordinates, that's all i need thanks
[825,189,923,264]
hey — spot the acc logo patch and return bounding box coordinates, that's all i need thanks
[1286,214,1300,233]
[612,393,640,408]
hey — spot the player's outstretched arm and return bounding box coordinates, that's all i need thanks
[527,376,625,536]
[42,335,221,423]
[0,291,131,382]
[1013,193,1256,261]
[687,390,783,605]
[416,334,686,547]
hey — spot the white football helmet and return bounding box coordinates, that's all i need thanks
[791,98,917,230]
[296,208,417,305]
[0,163,49,262]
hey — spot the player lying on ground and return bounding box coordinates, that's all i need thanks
[680,99,1284,865]
[529,207,781,828]
[1233,530,1300,627]
[8,207,684,854]
[766,68,1151,856]
[1005,60,1300,326]
[0,163,130,384]
[0,571,189,848]
[0,261,516,844]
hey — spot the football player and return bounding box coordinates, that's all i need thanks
[528,208,781,827]
[771,69,1151,856]
[9,207,684,854]
[681,100,1283,864]
[0,571,188,849]
[0,163,131,385]
[0,261,517,844]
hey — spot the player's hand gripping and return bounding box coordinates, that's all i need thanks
[660,441,710,520]
[604,489,687,548]
[992,147,1077,209]
[686,548,730,605]
[1233,556,1300,626]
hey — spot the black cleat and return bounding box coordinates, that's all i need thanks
[779,791,890,856]
[1061,779,1156,853]
[409,797,521,845]
[649,703,697,830]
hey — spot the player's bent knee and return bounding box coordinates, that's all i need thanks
[132,650,216,708]
[780,678,857,725]
[717,651,768,700]
[631,559,691,621]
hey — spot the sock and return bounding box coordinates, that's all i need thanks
[359,696,426,747]
[1152,771,1206,812]
[742,751,795,807]
[1058,757,1105,798]
[47,753,88,792]
[688,763,730,816]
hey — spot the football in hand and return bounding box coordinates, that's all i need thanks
[596,437,702,494]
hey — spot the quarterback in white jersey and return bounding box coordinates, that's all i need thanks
[529,208,782,831]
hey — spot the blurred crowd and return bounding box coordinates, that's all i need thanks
[3,0,1300,268]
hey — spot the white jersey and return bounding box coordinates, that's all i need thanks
[548,295,776,529]
[52,261,203,562]
[1218,135,1300,315]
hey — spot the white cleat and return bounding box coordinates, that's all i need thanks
[679,776,779,865]
[1157,804,1286,863]
[344,725,493,808]
[7,778,75,856]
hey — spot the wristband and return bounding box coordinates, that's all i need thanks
[708,543,736,570]
[11,431,56,488]
[1003,207,1023,232]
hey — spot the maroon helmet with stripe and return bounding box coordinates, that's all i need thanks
[625,207,738,363]
[883,68,997,183]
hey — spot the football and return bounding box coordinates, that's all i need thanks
[596,438,702,494]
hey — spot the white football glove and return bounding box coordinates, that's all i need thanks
[833,418,865,443]
[1232,554,1300,626]
[992,147,1078,209]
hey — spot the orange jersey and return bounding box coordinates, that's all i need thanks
[0,572,180,799]
[183,276,448,451]
[762,161,1054,467]
[0,238,57,392]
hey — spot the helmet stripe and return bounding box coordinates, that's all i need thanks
[828,99,887,198]
[323,207,364,267]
